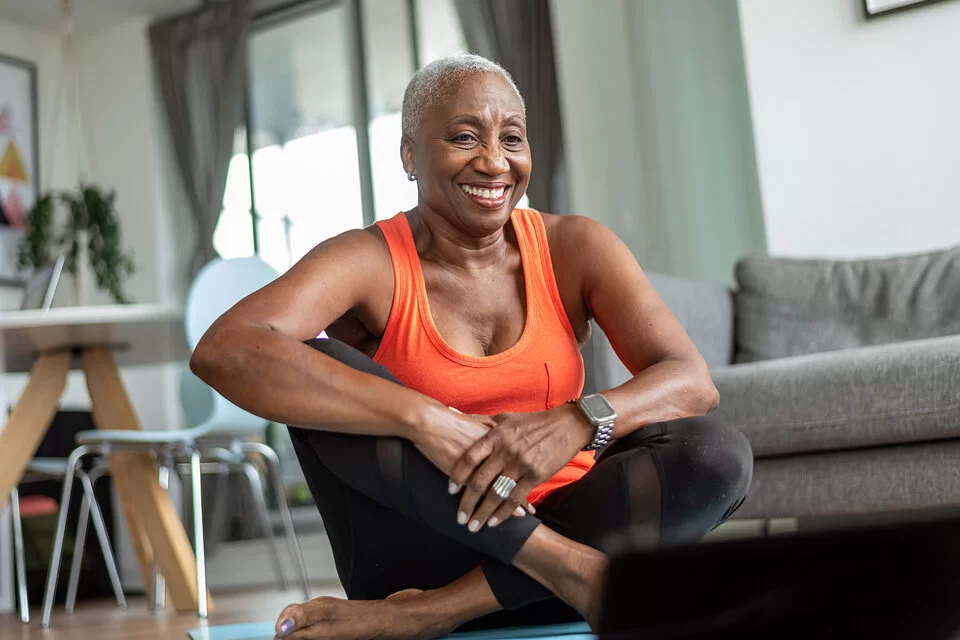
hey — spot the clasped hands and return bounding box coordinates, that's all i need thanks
[412,403,595,532]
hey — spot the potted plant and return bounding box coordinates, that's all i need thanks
[17,183,136,304]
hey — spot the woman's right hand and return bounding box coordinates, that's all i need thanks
[409,405,534,522]
[409,405,495,477]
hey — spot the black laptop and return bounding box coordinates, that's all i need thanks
[598,513,960,639]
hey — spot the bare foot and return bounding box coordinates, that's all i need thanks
[513,526,609,628]
[570,548,608,628]
[275,592,455,640]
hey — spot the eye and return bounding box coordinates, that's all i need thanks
[450,133,478,144]
[504,134,524,147]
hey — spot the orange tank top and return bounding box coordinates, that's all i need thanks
[373,209,595,504]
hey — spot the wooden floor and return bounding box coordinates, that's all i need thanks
[0,583,346,640]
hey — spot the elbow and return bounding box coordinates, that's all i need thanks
[688,363,720,415]
[703,378,721,413]
[189,326,231,387]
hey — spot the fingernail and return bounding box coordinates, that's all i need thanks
[488,517,499,528]
[280,619,293,634]
[458,511,468,525]
[515,506,525,517]
[468,519,480,532]
[528,504,537,514]
[448,482,458,494]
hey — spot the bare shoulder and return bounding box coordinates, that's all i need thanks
[218,224,394,344]
[539,211,624,265]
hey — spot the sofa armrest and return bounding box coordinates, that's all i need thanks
[711,335,960,457]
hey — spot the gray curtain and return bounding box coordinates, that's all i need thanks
[454,0,569,213]
[150,0,251,280]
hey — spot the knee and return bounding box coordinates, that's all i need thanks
[303,338,401,384]
[668,415,753,504]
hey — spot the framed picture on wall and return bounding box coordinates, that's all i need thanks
[865,0,953,17]
[0,53,39,282]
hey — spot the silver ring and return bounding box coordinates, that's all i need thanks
[492,475,517,500]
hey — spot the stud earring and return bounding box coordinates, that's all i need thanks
[407,173,416,181]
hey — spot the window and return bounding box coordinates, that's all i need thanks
[214,0,475,271]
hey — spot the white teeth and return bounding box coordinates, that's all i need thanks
[460,185,506,199]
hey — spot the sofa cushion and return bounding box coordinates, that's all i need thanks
[582,274,734,395]
[734,246,960,363]
[712,334,960,458]
[646,273,734,369]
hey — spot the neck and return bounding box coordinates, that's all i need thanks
[412,204,513,272]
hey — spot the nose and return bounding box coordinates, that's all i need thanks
[473,143,510,176]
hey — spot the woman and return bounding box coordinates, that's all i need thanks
[191,53,752,639]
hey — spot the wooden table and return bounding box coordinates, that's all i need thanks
[0,304,210,613]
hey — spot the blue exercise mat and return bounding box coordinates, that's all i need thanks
[188,620,594,640]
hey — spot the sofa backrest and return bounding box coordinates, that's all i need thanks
[734,245,960,363]
[581,272,735,394]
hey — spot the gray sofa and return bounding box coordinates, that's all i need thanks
[583,246,960,521]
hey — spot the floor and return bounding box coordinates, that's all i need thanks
[0,584,346,640]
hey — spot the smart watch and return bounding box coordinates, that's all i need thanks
[570,393,617,451]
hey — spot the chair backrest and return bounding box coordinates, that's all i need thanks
[179,364,267,435]
[20,256,65,311]
[185,256,279,349]
[182,257,278,436]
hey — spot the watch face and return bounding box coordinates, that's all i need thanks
[580,394,616,422]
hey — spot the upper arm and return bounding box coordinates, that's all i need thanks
[557,216,706,376]
[200,228,392,344]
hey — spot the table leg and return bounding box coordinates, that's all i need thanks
[81,348,213,613]
[0,351,71,511]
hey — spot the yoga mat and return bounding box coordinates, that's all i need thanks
[188,620,595,640]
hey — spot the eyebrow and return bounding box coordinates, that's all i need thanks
[447,113,526,127]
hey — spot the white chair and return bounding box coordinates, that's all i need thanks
[9,458,125,624]
[43,257,310,625]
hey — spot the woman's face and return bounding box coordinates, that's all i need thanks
[402,71,531,236]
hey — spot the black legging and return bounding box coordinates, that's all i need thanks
[288,338,753,630]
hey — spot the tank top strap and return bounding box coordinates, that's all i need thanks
[510,209,577,337]
[374,213,420,349]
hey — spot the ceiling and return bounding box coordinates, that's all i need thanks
[0,0,200,33]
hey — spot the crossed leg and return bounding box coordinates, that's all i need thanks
[276,339,752,638]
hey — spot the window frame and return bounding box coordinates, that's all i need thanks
[237,0,423,253]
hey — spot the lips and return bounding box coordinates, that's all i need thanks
[458,183,510,209]
[460,184,507,199]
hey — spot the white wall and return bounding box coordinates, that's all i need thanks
[550,0,766,285]
[0,17,63,615]
[0,16,193,591]
[738,0,960,258]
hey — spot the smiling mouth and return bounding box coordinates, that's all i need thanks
[459,184,510,207]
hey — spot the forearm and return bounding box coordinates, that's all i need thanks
[601,359,718,439]
[190,324,438,439]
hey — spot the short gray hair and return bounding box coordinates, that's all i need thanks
[401,53,524,139]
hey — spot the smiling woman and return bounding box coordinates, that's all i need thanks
[190,53,753,640]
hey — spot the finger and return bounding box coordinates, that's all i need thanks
[468,473,518,531]
[488,481,539,528]
[448,435,496,495]
[457,454,505,528]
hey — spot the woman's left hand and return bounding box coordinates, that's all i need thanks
[447,404,595,531]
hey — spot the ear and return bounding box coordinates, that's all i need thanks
[400,135,416,177]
